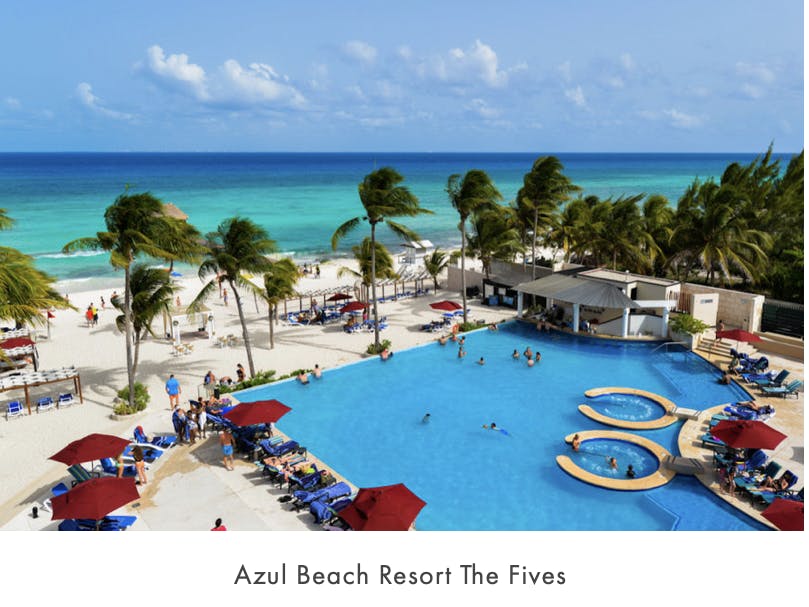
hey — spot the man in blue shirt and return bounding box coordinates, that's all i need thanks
[165,374,181,409]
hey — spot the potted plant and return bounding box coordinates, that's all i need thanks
[668,313,709,350]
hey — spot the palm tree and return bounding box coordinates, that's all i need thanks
[260,257,299,349]
[423,249,456,291]
[337,238,398,301]
[63,192,200,407]
[446,170,502,323]
[111,263,177,376]
[0,246,70,328]
[0,209,13,231]
[640,194,674,276]
[466,206,523,279]
[670,181,771,285]
[516,156,579,279]
[190,217,276,377]
[332,167,431,349]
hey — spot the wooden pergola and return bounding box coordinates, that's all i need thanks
[0,367,83,414]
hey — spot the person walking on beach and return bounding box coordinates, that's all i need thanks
[85,306,94,327]
[165,374,181,409]
[132,445,147,485]
[91,303,98,326]
[220,428,235,471]
[223,288,229,306]
[203,370,216,398]
[100,296,106,310]
[211,518,227,531]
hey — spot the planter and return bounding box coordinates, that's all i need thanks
[110,408,148,421]
[670,330,699,351]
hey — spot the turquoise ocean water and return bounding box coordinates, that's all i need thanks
[0,152,793,290]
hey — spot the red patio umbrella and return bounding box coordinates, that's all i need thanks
[762,498,803,531]
[327,293,351,302]
[223,399,291,427]
[716,329,762,343]
[49,433,132,466]
[340,301,368,314]
[50,476,139,521]
[430,300,462,312]
[709,419,787,450]
[338,483,426,531]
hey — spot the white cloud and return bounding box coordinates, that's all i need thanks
[466,98,500,119]
[620,52,635,71]
[564,85,587,108]
[4,97,21,109]
[342,40,377,64]
[735,62,775,84]
[604,76,624,89]
[346,85,367,101]
[663,108,702,129]
[397,45,413,60]
[220,60,306,108]
[409,40,511,89]
[142,45,209,100]
[137,46,305,110]
[75,82,134,120]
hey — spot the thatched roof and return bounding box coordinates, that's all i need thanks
[162,203,189,221]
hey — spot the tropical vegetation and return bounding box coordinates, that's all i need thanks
[189,217,277,377]
[260,257,299,349]
[332,167,432,347]
[63,192,200,408]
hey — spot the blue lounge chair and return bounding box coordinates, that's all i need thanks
[311,497,353,524]
[6,400,24,420]
[748,470,799,505]
[734,461,783,495]
[752,369,790,388]
[121,444,162,462]
[286,469,326,493]
[97,457,137,478]
[700,433,726,450]
[73,515,138,531]
[37,396,55,413]
[260,439,301,458]
[740,371,774,383]
[133,426,177,449]
[761,380,802,398]
[291,481,351,512]
[58,393,75,408]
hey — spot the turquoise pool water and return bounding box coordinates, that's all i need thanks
[236,322,766,530]
[586,393,668,422]
[573,439,659,478]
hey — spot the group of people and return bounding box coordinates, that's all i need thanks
[84,303,99,327]
[301,263,321,278]
[512,347,542,367]
[570,434,636,478]
[297,364,323,383]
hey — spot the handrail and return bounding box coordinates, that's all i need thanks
[650,341,689,354]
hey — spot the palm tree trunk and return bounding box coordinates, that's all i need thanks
[269,306,275,349]
[231,282,255,377]
[532,206,538,280]
[460,217,467,325]
[132,333,141,377]
[370,222,379,348]
[123,264,135,408]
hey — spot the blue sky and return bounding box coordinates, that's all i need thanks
[0,0,803,152]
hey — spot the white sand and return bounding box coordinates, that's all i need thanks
[0,259,509,528]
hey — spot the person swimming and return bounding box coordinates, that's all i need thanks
[483,422,510,436]
[422,413,431,423]
[524,347,533,359]
[607,456,618,469]
[512,349,520,359]
[458,346,467,359]
[477,357,485,365]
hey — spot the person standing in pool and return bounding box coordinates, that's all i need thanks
[626,465,636,478]
[608,457,618,469]
[458,346,467,359]
[571,434,581,451]
[477,357,485,365]
[512,349,520,359]
[524,346,533,359]
[422,413,431,423]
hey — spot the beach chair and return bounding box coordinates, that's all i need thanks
[734,461,783,496]
[40,482,69,513]
[67,464,97,486]
[36,396,56,413]
[748,470,799,505]
[5,400,24,420]
[311,497,353,524]
[57,393,75,408]
[260,439,301,458]
[96,457,137,478]
[286,469,326,493]
[291,481,351,512]
[760,379,803,398]
[133,426,177,449]
[740,371,775,383]
[700,433,726,450]
[752,369,790,388]
[73,515,138,531]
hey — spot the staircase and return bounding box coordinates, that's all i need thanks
[695,336,757,360]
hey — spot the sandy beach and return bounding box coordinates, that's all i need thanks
[0,258,508,529]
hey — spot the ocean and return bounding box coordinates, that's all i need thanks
[0,152,794,290]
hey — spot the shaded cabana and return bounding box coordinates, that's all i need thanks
[0,366,83,414]
[514,275,641,337]
[162,303,212,344]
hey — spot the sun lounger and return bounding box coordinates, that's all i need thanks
[748,470,799,505]
[57,393,75,408]
[68,515,137,531]
[286,469,326,493]
[700,433,726,450]
[5,400,24,420]
[751,369,790,387]
[761,380,802,398]
[133,426,177,449]
[291,481,351,512]
[67,463,98,486]
[311,496,353,524]
[121,444,163,462]
[37,396,56,413]
[260,439,301,458]
[734,461,783,496]
[96,457,138,478]
[740,371,775,383]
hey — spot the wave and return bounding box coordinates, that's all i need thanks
[37,250,107,259]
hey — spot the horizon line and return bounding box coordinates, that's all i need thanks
[0,149,800,155]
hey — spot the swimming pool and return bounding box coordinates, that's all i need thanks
[585,393,667,422]
[573,439,659,478]
[237,321,764,530]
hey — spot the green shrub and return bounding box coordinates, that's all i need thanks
[457,321,480,333]
[219,370,277,393]
[366,339,392,355]
[669,313,709,335]
[113,382,150,415]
